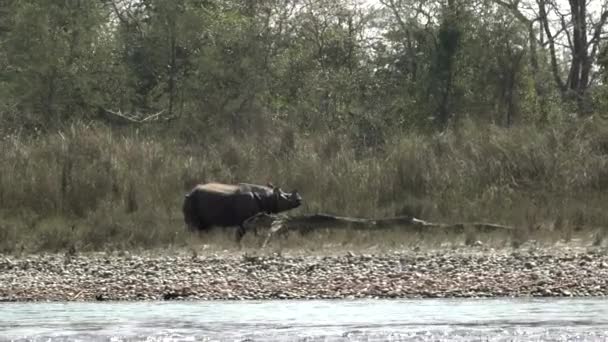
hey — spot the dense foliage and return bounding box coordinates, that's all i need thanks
[1,0,606,135]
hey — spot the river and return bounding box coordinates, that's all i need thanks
[2,298,608,341]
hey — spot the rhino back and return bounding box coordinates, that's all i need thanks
[196,183,240,194]
[237,183,273,196]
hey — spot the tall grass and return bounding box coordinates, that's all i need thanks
[1,117,607,253]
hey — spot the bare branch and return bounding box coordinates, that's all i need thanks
[108,0,144,35]
[555,6,574,49]
[588,7,608,60]
[108,0,128,24]
[494,0,534,25]
[102,108,174,124]
[379,0,409,34]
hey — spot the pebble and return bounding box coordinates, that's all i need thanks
[0,248,607,301]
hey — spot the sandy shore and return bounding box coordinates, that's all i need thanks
[1,247,607,301]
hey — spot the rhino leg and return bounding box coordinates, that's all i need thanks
[235,224,247,244]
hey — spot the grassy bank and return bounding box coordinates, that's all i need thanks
[1,117,608,253]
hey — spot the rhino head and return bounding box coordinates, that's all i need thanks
[271,186,302,212]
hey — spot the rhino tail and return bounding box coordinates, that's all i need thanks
[182,192,198,231]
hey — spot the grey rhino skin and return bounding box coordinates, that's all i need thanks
[182,182,302,242]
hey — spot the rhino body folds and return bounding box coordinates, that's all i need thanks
[182,182,302,243]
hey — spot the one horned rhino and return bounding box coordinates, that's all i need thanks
[182,182,302,243]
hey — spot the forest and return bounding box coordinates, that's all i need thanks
[0,0,607,252]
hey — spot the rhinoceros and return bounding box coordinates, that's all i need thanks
[182,182,302,242]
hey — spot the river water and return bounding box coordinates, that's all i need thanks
[2,298,608,341]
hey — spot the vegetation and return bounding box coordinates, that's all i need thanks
[0,0,607,252]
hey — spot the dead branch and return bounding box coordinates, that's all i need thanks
[101,108,175,125]
[242,213,514,248]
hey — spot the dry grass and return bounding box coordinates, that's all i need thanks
[0,116,607,253]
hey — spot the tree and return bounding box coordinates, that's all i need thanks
[493,0,549,122]
[379,0,466,130]
[268,0,376,132]
[4,0,108,126]
[538,0,608,114]
[109,0,209,118]
[433,0,462,129]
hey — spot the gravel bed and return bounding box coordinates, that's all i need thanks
[1,248,607,301]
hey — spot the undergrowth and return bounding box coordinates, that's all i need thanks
[1,116,607,253]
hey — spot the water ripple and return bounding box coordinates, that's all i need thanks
[2,298,608,341]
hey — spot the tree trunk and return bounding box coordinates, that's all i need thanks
[567,0,590,114]
[240,213,514,248]
[530,23,548,123]
[538,0,566,93]
[167,18,177,117]
[436,0,459,130]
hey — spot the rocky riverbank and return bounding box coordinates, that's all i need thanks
[1,247,607,301]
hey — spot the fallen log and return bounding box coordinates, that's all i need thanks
[241,213,513,248]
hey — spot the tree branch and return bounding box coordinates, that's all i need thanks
[494,0,533,25]
[588,6,608,61]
